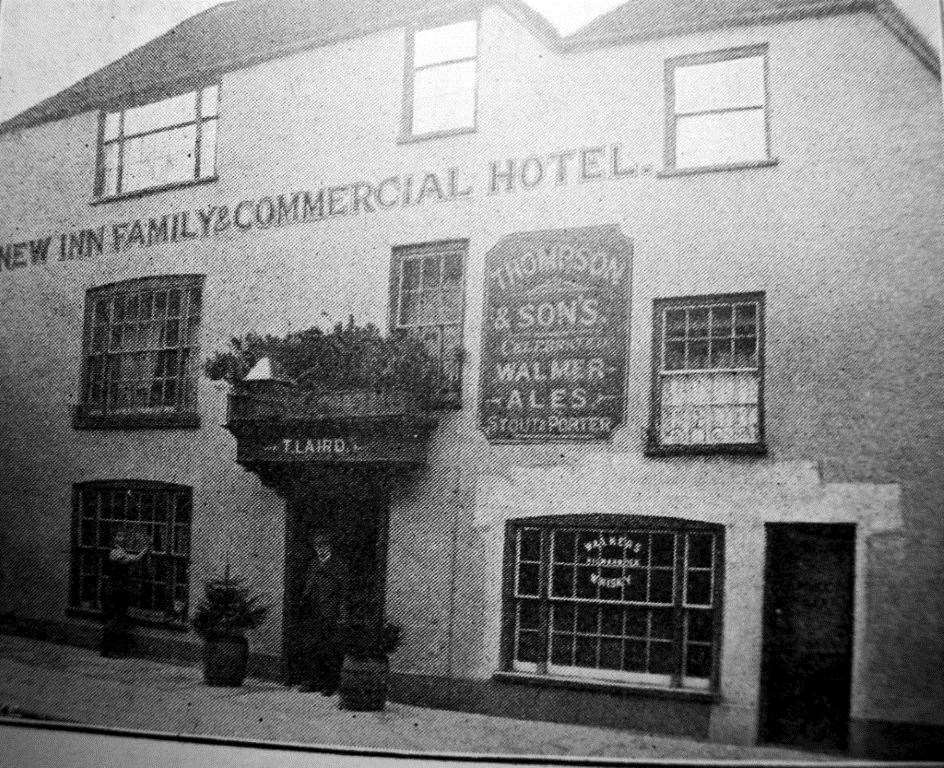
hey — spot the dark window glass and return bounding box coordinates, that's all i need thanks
[508,521,722,688]
[71,482,191,621]
[78,276,203,423]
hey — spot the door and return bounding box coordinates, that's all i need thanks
[282,467,390,684]
[760,524,855,751]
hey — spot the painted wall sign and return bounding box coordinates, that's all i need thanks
[479,225,632,442]
[0,142,652,274]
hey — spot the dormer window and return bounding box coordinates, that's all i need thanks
[404,20,478,140]
[96,85,219,199]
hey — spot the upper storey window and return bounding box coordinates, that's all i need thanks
[74,275,204,430]
[96,85,219,199]
[666,46,771,172]
[404,20,478,139]
[649,293,765,454]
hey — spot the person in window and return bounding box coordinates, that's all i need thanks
[298,531,347,694]
[101,529,149,658]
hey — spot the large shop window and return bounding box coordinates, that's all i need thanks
[665,46,771,172]
[404,19,477,139]
[649,293,764,454]
[390,241,465,399]
[70,481,191,624]
[96,84,219,199]
[74,275,204,429]
[503,517,723,691]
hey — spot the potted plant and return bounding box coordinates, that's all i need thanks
[192,572,269,686]
[337,620,402,711]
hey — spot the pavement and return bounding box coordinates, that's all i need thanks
[0,634,838,761]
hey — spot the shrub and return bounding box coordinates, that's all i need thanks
[191,574,269,640]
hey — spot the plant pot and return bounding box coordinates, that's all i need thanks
[202,634,248,686]
[338,655,388,711]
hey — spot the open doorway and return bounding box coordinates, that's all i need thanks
[282,467,390,687]
[759,523,856,751]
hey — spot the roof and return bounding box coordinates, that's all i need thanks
[0,0,937,135]
[0,0,526,134]
[564,0,939,72]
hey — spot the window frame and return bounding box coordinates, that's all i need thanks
[663,44,774,176]
[68,479,192,630]
[388,239,467,406]
[499,515,724,696]
[73,274,205,431]
[400,16,480,143]
[647,292,766,457]
[93,82,220,202]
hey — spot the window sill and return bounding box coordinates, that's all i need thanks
[90,176,218,205]
[72,408,201,431]
[66,607,189,633]
[493,671,718,703]
[658,157,778,179]
[397,126,476,145]
[645,442,767,458]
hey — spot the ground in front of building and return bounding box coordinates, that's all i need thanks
[0,634,839,760]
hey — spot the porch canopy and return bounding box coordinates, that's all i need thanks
[224,379,439,492]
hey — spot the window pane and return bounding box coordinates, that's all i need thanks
[686,570,712,606]
[414,20,477,67]
[516,630,539,663]
[674,55,765,114]
[649,641,675,674]
[103,112,121,141]
[675,109,767,169]
[686,642,712,678]
[687,609,713,643]
[102,142,120,197]
[661,371,759,445]
[518,600,541,630]
[412,60,476,135]
[123,91,197,136]
[199,85,220,118]
[687,533,714,569]
[518,528,541,562]
[550,633,574,666]
[516,562,540,596]
[199,119,218,178]
[122,125,197,192]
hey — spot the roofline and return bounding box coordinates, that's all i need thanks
[0,0,937,135]
[0,0,551,135]
[562,0,939,76]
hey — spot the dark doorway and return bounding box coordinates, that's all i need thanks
[760,523,855,751]
[282,467,390,686]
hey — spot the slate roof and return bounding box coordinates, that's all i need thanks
[563,0,936,67]
[0,0,935,134]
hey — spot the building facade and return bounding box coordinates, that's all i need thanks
[0,0,942,758]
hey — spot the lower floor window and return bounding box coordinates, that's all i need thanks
[71,481,191,621]
[504,516,723,690]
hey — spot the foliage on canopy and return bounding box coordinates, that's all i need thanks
[204,317,460,395]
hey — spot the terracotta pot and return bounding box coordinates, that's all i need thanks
[202,634,248,686]
[338,655,388,711]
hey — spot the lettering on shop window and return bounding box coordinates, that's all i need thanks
[479,225,632,442]
[584,535,644,588]
[0,141,651,275]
